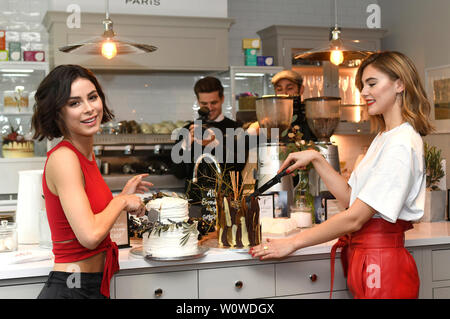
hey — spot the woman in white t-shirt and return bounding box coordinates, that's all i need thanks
[250,51,434,299]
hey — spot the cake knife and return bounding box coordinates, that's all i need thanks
[247,168,289,200]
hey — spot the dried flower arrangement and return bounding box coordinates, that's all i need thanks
[184,162,261,248]
[215,170,261,248]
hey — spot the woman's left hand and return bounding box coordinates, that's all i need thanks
[121,173,153,195]
[249,237,296,260]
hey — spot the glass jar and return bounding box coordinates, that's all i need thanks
[0,220,18,252]
[291,191,314,228]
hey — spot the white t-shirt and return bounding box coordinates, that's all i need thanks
[348,122,426,223]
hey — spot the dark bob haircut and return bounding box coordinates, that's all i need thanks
[32,64,114,141]
[194,76,224,99]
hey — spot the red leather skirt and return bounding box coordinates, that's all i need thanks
[330,218,420,299]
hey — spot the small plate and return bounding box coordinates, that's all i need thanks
[144,246,209,262]
[129,246,145,258]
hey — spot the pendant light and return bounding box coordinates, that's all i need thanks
[59,0,157,59]
[295,0,370,66]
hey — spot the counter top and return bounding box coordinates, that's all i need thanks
[1,221,449,281]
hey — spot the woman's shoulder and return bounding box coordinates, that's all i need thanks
[379,123,424,161]
[47,145,81,171]
[384,122,422,148]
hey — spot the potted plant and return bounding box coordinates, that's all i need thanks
[422,142,446,222]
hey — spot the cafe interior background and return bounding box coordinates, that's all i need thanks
[0,0,449,235]
[0,0,449,300]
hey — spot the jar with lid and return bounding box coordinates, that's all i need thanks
[290,189,314,228]
[0,220,18,252]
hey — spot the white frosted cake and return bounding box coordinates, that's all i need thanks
[143,197,199,258]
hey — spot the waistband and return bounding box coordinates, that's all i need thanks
[47,271,103,287]
[329,218,412,299]
[51,237,119,298]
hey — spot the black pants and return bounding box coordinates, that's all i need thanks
[37,271,107,299]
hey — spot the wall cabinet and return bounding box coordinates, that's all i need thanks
[43,12,234,71]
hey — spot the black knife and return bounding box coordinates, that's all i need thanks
[247,168,289,200]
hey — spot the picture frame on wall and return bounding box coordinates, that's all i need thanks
[425,65,450,133]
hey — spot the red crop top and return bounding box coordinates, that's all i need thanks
[42,140,119,298]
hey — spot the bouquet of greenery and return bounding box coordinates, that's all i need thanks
[424,142,445,190]
[280,115,321,211]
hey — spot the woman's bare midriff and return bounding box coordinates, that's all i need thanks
[52,239,106,273]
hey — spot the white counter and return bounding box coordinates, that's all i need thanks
[1,221,449,281]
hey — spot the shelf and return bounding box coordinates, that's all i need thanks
[0,157,46,163]
[334,121,371,135]
[93,134,175,145]
[0,111,33,116]
[0,61,49,71]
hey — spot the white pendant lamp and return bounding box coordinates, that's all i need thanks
[295,0,371,66]
[59,0,157,59]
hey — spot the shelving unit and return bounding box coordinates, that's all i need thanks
[211,65,283,120]
[0,61,49,195]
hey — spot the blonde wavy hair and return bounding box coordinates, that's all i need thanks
[355,51,434,136]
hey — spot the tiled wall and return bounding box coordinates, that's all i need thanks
[95,71,203,124]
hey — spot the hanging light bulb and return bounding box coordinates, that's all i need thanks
[59,0,157,58]
[294,0,371,65]
[101,39,117,59]
[330,50,344,66]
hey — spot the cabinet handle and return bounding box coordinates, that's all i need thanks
[309,274,318,282]
[235,280,243,289]
[154,288,163,297]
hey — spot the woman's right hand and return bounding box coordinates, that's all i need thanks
[116,194,146,217]
[278,150,319,174]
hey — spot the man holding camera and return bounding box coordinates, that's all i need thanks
[173,76,246,235]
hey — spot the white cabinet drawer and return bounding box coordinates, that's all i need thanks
[432,249,450,281]
[115,270,197,299]
[433,286,450,299]
[276,258,347,296]
[431,249,450,281]
[198,264,275,299]
[273,290,352,299]
[0,283,44,299]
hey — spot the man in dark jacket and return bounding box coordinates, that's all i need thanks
[172,76,247,235]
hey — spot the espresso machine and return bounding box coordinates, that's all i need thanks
[304,97,341,222]
[255,95,294,217]
[92,134,185,192]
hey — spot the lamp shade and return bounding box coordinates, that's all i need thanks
[294,28,371,63]
[59,36,157,55]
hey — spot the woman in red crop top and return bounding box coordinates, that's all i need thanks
[31,65,153,299]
